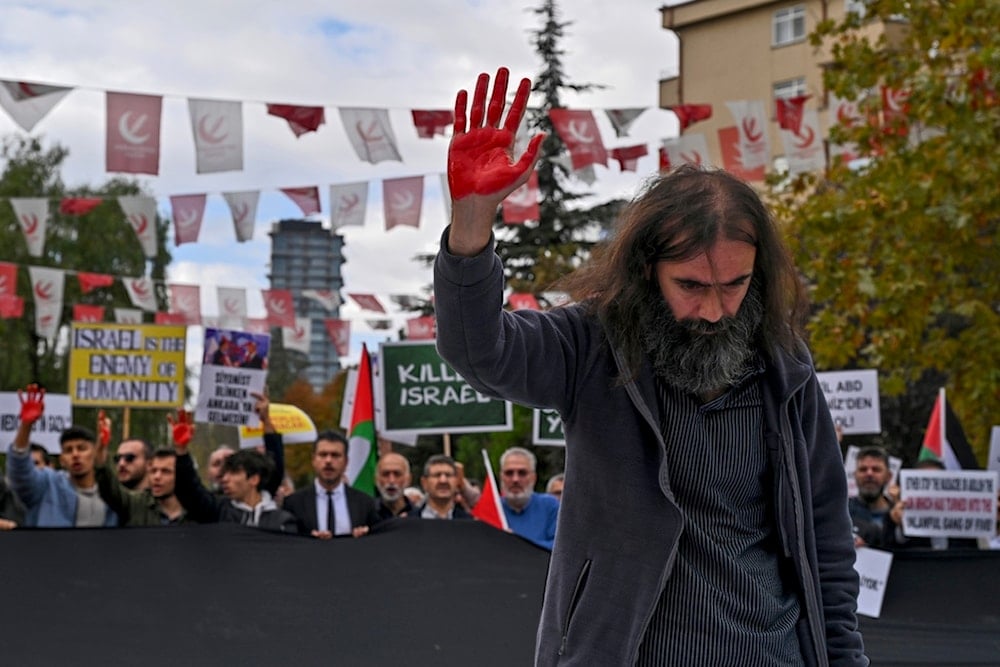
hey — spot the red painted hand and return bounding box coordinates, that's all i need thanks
[167,409,194,447]
[97,409,112,447]
[17,384,45,425]
[448,67,545,201]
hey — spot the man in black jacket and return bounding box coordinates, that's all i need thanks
[283,430,380,538]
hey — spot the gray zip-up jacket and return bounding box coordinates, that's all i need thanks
[434,231,867,667]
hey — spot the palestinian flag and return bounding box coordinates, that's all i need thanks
[918,388,980,470]
[471,449,510,532]
[348,344,378,495]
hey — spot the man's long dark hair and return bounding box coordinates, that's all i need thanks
[558,166,808,380]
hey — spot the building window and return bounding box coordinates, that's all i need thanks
[773,6,806,46]
[773,77,808,100]
[845,0,866,19]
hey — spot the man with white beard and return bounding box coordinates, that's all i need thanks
[499,447,558,550]
[433,68,866,666]
[374,452,415,519]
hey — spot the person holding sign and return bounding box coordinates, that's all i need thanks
[434,69,866,665]
[5,385,117,528]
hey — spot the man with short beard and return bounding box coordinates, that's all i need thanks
[374,452,415,519]
[97,447,187,526]
[433,69,866,666]
[499,447,558,550]
[114,438,152,491]
[848,447,893,547]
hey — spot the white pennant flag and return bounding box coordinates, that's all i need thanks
[726,100,771,170]
[605,108,647,137]
[217,286,247,327]
[329,182,368,229]
[223,190,260,242]
[117,195,158,258]
[28,266,64,343]
[282,316,312,355]
[661,134,712,169]
[302,289,341,311]
[114,308,143,324]
[123,276,158,312]
[9,197,48,257]
[188,98,244,173]
[779,109,826,175]
[0,80,72,132]
[338,108,402,164]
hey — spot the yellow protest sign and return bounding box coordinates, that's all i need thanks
[238,403,317,448]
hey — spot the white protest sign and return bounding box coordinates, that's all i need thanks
[532,408,566,446]
[899,469,998,538]
[194,328,268,427]
[853,547,893,618]
[987,426,1000,474]
[0,392,72,454]
[844,445,903,498]
[817,369,881,434]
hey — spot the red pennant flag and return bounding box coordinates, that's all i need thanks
[382,176,424,230]
[261,288,295,327]
[170,194,207,246]
[411,110,454,138]
[168,284,201,325]
[669,104,713,131]
[77,272,115,294]
[405,315,436,340]
[881,86,911,135]
[348,293,386,313]
[106,92,162,175]
[266,104,326,137]
[548,109,608,170]
[72,304,105,323]
[0,262,17,296]
[508,293,541,311]
[609,144,649,172]
[280,186,321,216]
[775,95,810,135]
[0,295,24,319]
[718,127,766,182]
[658,146,671,173]
[323,318,351,357]
[501,171,540,224]
[471,449,510,532]
[60,197,103,215]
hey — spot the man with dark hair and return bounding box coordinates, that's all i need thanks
[114,438,153,491]
[29,443,51,469]
[409,454,472,520]
[849,446,893,547]
[433,69,866,665]
[282,430,380,538]
[171,411,295,533]
[97,447,187,526]
[5,385,117,527]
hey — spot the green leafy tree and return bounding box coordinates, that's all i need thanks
[767,0,999,461]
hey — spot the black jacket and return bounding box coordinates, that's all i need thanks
[283,483,380,536]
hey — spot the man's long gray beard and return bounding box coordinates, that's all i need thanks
[639,280,764,397]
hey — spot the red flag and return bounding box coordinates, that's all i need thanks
[60,197,103,215]
[348,293,386,313]
[471,449,510,532]
[658,146,671,173]
[549,109,608,170]
[261,288,295,327]
[405,315,436,340]
[0,295,24,319]
[323,318,351,356]
[105,92,162,175]
[155,312,188,325]
[280,186,321,216]
[718,127,766,182]
[383,176,424,230]
[669,104,713,131]
[919,389,979,470]
[881,86,910,135]
[266,104,325,137]
[508,293,541,311]
[501,171,540,224]
[347,344,377,495]
[411,110,453,138]
[168,284,201,325]
[72,304,105,323]
[609,144,649,172]
[0,262,17,296]
[775,95,810,135]
[170,194,207,246]
[77,272,114,294]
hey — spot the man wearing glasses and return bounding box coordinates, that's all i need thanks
[410,455,472,520]
[500,447,558,550]
[114,438,152,491]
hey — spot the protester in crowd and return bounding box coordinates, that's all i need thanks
[374,452,415,519]
[0,473,25,529]
[114,437,152,492]
[545,473,565,502]
[409,455,472,520]
[97,441,187,526]
[499,447,558,549]
[6,385,117,527]
[848,447,894,548]
[29,443,51,469]
[433,68,865,665]
[171,410,295,533]
[282,430,380,538]
[204,392,284,497]
[207,445,235,493]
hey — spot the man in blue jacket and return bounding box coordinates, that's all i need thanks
[6,385,117,527]
[434,68,867,666]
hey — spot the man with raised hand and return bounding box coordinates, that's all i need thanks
[433,68,866,666]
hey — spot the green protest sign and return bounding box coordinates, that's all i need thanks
[533,408,566,446]
[378,341,511,435]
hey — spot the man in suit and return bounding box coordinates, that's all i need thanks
[283,430,380,538]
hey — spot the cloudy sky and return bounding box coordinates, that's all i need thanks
[0,0,680,370]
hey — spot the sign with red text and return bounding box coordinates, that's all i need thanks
[899,470,998,538]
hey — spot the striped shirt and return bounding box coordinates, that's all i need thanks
[637,362,803,666]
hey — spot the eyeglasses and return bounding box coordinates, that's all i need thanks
[502,469,531,478]
[114,453,137,464]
